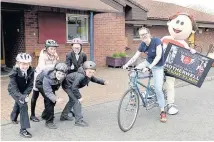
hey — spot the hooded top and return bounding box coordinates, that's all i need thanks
[62,67,105,99]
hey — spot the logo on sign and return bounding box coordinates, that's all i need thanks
[181,55,195,65]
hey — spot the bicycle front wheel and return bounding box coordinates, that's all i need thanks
[117,88,140,132]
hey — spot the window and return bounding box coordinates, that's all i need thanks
[66,14,89,43]
[133,26,141,40]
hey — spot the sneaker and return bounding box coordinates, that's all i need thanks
[75,120,89,127]
[12,120,19,124]
[20,129,32,138]
[167,104,179,115]
[160,111,167,123]
[60,116,74,121]
[45,122,57,129]
[30,116,40,122]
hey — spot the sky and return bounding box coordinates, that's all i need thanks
[154,0,214,15]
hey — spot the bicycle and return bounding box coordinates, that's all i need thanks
[117,67,167,132]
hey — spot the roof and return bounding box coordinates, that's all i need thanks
[1,0,119,13]
[133,0,214,23]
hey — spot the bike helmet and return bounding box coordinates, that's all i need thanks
[45,39,59,48]
[83,61,96,70]
[54,62,68,73]
[16,53,32,63]
[71,38,83,45]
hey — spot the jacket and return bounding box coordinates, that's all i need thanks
[35,69,62,103]
[35,48,59,73]
[62,67,105,99]
[65,51,87,73]
[8,66,34,102]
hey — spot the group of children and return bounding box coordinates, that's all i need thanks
[8,38,107,138]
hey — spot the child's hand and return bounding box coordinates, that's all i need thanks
[190,48,196,54]
[56,97,63,103]
[25,96,29,103]
[104,81,109,85]
[78,98,84,103]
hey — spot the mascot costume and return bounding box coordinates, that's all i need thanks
[162,13,198,115]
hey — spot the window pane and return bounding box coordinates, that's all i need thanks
[67,15,88,42]
[133,26,140,39]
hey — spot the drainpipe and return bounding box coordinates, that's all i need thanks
[90,11,94,61]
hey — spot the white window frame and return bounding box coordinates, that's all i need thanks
[66,14,89,43]
[133,26,142,41]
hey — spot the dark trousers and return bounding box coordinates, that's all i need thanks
[10,95,30,129]
[61,89,83,122]
[38,88,56,124]
[31,90,40,116]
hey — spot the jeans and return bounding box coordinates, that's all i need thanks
[136,61,165,108]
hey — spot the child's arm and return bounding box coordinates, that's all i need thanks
[62,74,84,99]
[83,53,87,63]
[90,76,105,85]
[43,77,57,103]
[65,53,72,68]
[23,71,34,95]
[8,74,26,102]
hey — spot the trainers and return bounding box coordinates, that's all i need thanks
[75,120,89,127]
[167,104,179,115]
[30,116,40,122]
[20,129,32,138]
[12,120,19,124]
[160,111,167,123]
[60,116,74,121]
[45,122,57,129]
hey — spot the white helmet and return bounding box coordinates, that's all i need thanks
[16,53,32,63]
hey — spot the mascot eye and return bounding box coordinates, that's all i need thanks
[180,22,184,25]
[176,20,180,24]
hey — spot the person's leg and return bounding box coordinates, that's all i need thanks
[152,66,167,122]
[64,90,88,127]
[60,96,74,121]
[164,76,178,115]
[30,90,40,122]
[11,95,32,138]
[11,102,20,124]
[39,88,57,129]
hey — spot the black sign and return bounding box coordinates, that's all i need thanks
[164,43,214,87]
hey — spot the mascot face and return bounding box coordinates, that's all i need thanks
[167,14,193,40]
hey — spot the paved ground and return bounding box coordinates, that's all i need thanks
[1,80,214,141]
[1,67,214,125]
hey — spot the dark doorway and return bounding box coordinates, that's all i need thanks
[1,11,25,68]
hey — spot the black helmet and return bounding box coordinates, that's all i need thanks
[54,62,68,73]
[45,39,59,48]
[83,61,96,70]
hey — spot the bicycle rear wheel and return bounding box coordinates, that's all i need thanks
[117,88,140,132]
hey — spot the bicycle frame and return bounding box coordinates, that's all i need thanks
[128,70,156,107]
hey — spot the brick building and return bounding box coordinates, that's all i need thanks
[1,0,214,68]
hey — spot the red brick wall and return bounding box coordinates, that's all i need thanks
[195,28,214,53]
[125,25,168,57]
[94,13,126,66]
[24,6,90,67]
[126,25,214,54]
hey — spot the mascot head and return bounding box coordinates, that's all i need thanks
[167,12,198,40]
